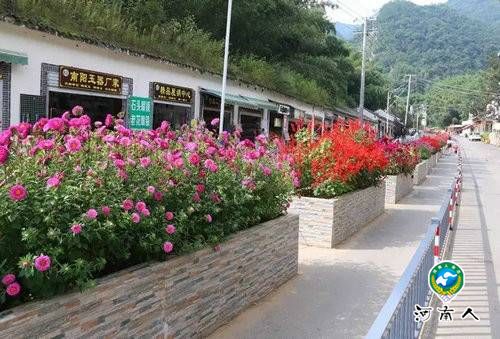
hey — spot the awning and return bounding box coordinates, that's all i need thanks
[0,49,28,65]
[201,88,278,111]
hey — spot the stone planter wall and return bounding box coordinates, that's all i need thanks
[413,160,428,185]
[0,214,299,339]
[288,184,385,248]
[385,173,414,204]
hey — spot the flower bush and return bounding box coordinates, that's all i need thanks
[379,138,420,176]
[283,120,388,198]
[417,134,448,154]
[0,110,294,310]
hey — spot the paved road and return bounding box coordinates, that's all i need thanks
[433,139,500,339]
[209,154,458,339]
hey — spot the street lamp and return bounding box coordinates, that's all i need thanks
[219,0,233,135]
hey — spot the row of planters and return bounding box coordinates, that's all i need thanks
[286,124,448,248]
[0,109,449,337]
[0,111,299,337]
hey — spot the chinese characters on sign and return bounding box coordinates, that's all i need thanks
[128,96,152,130]
[59,66,122,94]
[414,304,480,323]
[153,82,192,104]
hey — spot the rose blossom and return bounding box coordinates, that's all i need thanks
[122,198,134,211]
[1,274,16,286]
[210,118,220,126]
[165,224,176,234]
[86,208,98,219]
[34,254,51,272]
[38,139,55,151]
[205,214,213,223]
[9,184,27,201]
[147,185,156,194]
[46,175,61,188]
[162,241,174,253]
[188,153,200,166]
[65,137,81,153]
[101,206,111,216]
[195,184,205,193]
[72,105,83,116]
[70,223,83,235]
[165,211,174,221]
[139,157,151,168]
[131,212,141,223]
[6,282,21,297]
[204,159,218,173]
[135,201,147,212]
[141,208,150,217]
[153,191,164,201]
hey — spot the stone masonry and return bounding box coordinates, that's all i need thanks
[385,173,414,204]
[288,184,385,248]
[413,160,428,185]
[0,214,299,338]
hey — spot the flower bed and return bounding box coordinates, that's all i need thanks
[289,185,385,248]
[0,214,299,338]
[284,121,388,247]
[0,109,295,310]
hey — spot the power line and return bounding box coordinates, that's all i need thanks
[418,78,497,96]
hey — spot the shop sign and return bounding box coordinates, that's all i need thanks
[128,96,153,130]
[59,66,122,94]
[153,82,192,103]
[278,104,290,115]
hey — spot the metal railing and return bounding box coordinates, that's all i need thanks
[366,152,463,339]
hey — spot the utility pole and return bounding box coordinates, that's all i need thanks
[385,90,391,136]
[358,16,368,123]
[404,74,413,127]
[218,0,233,135]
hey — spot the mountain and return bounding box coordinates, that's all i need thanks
[447,0,500,32]
[335,22,359,41]
[374,1,499,82]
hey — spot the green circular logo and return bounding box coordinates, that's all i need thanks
[429,261,464,302]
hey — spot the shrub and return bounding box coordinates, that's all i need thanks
[0,110,294,310]
[283,120,388,198]
[379,138,420,176]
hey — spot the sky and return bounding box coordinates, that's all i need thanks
[326,0,448,24]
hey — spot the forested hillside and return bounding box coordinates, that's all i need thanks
[374,1,499,82]
[447,0,500,32]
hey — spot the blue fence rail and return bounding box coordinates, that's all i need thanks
[366,155,462,339]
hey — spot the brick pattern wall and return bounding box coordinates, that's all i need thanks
[289,184,385,248]
[0,214,299,338]
[385,173,414,204]
[0,62,11,130]
[413,160,428,185]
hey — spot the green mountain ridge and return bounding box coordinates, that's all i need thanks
[374,0,499,83]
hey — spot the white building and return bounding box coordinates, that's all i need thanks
[0,21,340,138]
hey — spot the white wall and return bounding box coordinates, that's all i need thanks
[0,22,324,126]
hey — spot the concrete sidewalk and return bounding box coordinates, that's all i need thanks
[433,141,500,339]
[209,153,458,339]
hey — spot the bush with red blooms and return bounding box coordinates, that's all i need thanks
[418,134,448,154]
[282,120,388,198]
[379,138,420,176]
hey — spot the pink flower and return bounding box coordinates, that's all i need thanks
[195,184,205,193]
[114,159,126,169]
[0,146,9,165]
[173,158,184,169]
[162,241,174,253]
[206,146,217,156]
[261,166,272,176]
[9,184,27,201]
[153,191,164,201]
[74,165,82,172]
[72,105,84,116]
[86,208,98,219]
[210,192,222,203]
[131,212,141,223]
[38,139,55,151]
[242,178,256,190]
[141,208,150,217]
[140,157,151,168]
[2,274,16,286]
[105,114,113,127]
[188,153,201,166]
[165,224,176,234]
[6,282,21,297]
[42,117,65,133]
[185,142,198,153]
[70,223,83,235]
[192,192,201,202]
[205,214,213,223]
[34,254,51,272]
[135,201,147,212]
[46,175,61,188]
[211,118,220,126]
[147,185,156,194]
[65,137,81,153]
[119,137,132,147]
[122,198,134,211]
[165,211,174,221]
[101,206,111,216]
[204,159,218,173]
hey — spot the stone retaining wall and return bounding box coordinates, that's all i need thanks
[0,214,299,338]
[288,184,385,248]
[385,173,414,204]
[413,160,428,185]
